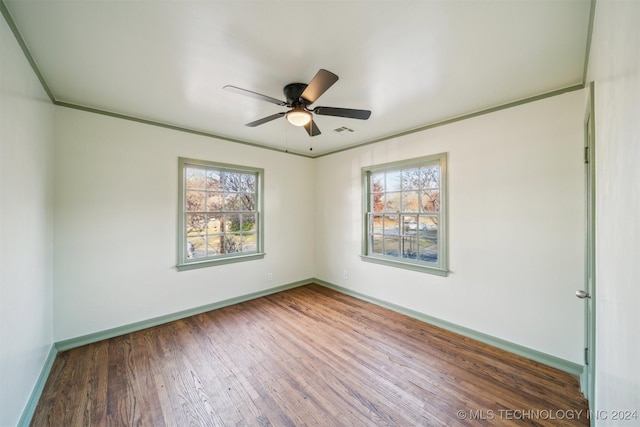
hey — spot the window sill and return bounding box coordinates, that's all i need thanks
[177,252,265,271]
[360,254,448,277]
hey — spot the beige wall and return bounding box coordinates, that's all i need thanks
[315,90,586,363]
[587,0,640,421]
[53,107,316,341]
[0,16,55,427]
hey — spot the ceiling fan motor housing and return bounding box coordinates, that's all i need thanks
[283,83,309,106]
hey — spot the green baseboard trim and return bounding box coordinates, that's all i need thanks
[54,276,583,375]
[312,278,583,376]
[17,344,58,427]
[55,279,309,351]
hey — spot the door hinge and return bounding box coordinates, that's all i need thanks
[584,146,590,164]
[584,347,589,365]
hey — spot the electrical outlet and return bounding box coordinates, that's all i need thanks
[267,273,273,281]
[343,270,349,280]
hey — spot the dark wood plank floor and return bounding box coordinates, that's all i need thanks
[32,284,589,426]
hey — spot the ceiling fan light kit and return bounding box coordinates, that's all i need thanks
[224,69,371,137]
[285,107,312,126]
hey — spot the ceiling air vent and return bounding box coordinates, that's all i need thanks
[333,126,354,134]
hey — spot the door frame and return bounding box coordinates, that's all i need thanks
[581,81,596,410]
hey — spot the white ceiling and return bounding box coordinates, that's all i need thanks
[4,0,592,157]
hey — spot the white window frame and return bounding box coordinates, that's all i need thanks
[177,157,264,271]
[361,153,448,276]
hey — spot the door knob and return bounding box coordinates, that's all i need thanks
[575,290,591,299]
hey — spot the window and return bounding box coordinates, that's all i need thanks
[177,158,264,271]
[362,153,448,276]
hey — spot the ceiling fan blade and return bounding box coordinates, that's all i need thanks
[303,119,321,137]
[245,112,286,127]
[313,106,371,120]
[300,69,339,104]
[224,85,286,106]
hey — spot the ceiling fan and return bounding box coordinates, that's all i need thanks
[223,69,371,137]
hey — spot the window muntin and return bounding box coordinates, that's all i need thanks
[178,158,263,270]
[363,154,447,275]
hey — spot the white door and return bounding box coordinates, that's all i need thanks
[578,82,596,405]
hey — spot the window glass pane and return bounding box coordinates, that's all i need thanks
[187,235,206,259]
[383,235,400,257]
[420,165,440,189]
[224,172,250,192]
[241,233,257,252]
[401,215,419,235]
[186,191,205,212]
[225,214,241,232]
[224,193,242,211]
[186,167,206,189]
[386,171,401,192]
[242,214,257,232]
[224,234,242,253]
[419,218,438,262]
[221,172,232,191]
[186,214,205,235]
[383,214,399,236]
[371,172,385,192]
[371,214,384,234]
[206,170,222,191]
[206,192,223,211]
[206,215,222,233]
[370,234,383,254]
[402,236,418,259]
[372,193,385,213]
[385,192,401,211]
[238,193,255,211]
[207,236,222,256]
[402,191,419,212]
[419,234,438,263]
[402,168,420,190]
[421,190,440,212]
[421,216,438,233]
[241,174,256,192]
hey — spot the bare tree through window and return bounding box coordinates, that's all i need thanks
[364,154,447,274]
[180,160,261,266]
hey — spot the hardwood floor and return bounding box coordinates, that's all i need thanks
[32,284,589,426]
